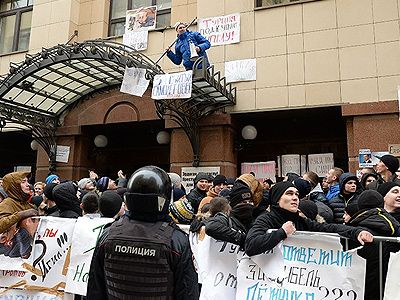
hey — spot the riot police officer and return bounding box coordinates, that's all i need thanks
[87,166,199,299]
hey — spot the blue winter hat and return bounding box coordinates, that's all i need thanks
[96,177,110,192]
[45,174,59,185]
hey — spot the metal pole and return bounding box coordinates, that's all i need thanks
[155,17,197,64]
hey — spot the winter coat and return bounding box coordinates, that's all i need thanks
[167,30,211,70]
[197,187,218,213]
[326,183,340,200]
[347,208,400,300]
[205,212,248,248]
[186,187,207,213]
[245,205,364,257]
[305,184,333,223]
[0,172,35,234]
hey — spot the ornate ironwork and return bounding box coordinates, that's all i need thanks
[154,57,236,166]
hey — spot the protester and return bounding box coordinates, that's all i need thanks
[167,21,211,70]
[98,190,124,219]
[33,182,45,196]
[360,172,378,190]
[52,182,82,218]
[368,154,400,190]
[197,174,227,213]
[169,198,194,224]
[87,166,199,299]
[42,182,60,216]
[378,182,400,222]
[45,174,60,185]
[345,190,400,300]
[186,172,209,213]
[325,167,344,200]
[245,181,373,257]
[81,192,100,218]
[0,172,38,234]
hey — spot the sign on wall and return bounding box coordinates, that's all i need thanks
[122,31,148,51]
[120,67,150,97]
[198,13,240,46]
[225,59,256,83]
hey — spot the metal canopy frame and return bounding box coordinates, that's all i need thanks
[0,40,236,168]
[0,40,163,167]
[154,57,236,166]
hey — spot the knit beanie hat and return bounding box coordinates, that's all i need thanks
[45,174,59,185]
[96,177,110,192]
[43,183,57,201]
[168,173,182,189]
[357,190,384,210]
[31,195,43,208]
[194,172,208,185]
[213,175,227,186]
[270,181,296,206]
[298,200,318,220]
[229,185,252,208]
[174,21,185,31]
[99,190,123,218]
[293,178,312,199]
[379,155,400,174]
[377,182,400,197]
[219,188,231,197]
[78,178,92,190]
[286,172,300,182]
[173,188,186,201]
[169,199,194,224]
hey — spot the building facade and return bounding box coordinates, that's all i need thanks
[1,0,399,180]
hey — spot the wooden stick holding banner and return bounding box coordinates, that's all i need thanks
[155,17,197,64]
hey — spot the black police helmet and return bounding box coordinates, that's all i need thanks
[125,166,172,220]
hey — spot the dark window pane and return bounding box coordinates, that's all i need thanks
[111,0,128,19]
[156,11,170,28]
[17,10,32,51]
[0,14,16,54]
[130,0,152,9]
[110,21,125,36]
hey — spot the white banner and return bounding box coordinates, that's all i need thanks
[198,235,245,300]
[65,217,113,296]
[181,166,220,193]
[225,59,256,83]
[122,30,148,51]
[151,71,193,100]
[384,251,400,300]
[198,13,240,46]
[236,234,366,300]
[120,67,150,97]
[307,153,334,177]
[0,289,74,299]
[241,161,276,182]
[0,217,76,289]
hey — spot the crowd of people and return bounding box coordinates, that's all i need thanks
[0,154,399,299]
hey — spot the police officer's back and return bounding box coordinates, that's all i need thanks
[87,166,199,299]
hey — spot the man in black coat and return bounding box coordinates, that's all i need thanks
[245,181,373,257]
[186,172,209,213]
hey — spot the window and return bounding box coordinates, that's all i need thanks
[0,0,33,54]
[109,0,171,37]
[255,0,303,8]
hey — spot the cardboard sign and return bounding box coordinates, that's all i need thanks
[122,31,148,51]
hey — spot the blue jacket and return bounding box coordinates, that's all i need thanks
[326,183,340,200]
[167,31,211,70]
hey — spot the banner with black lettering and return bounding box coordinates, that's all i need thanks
[236,234,365,300]
[65,217,113,296]
[0,217,76,291]
[198,235,245,300]
[151,71,192,99]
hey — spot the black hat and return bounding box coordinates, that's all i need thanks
[270,181,296,206]
[194,172,208,184]
[31,195,43,208]
[345,201,359,217]
[360,173,378,189]
[173,188,186,201]
[298,200,318,220]
[43,182,58,201]
[213,175,227,186]
[378,155,399,174]
[293,178,312,199]
[357,190,384,210]
[377,182,400,197]
[99,190,123,218]
[286,172,300,182]
[229,185,252,208]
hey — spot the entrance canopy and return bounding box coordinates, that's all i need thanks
[0,40,163,161]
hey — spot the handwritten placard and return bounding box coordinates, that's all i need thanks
[151,71,193,100]
[225,59,256,83]
[198,13,240,46]
[281,154,301,177]
[241,161,276,182]
[122,30,148,51]
[307,153,334,177]
[120,67,150,97]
